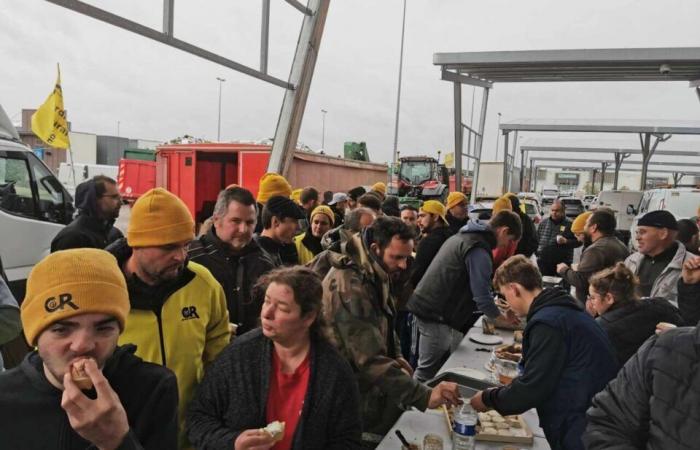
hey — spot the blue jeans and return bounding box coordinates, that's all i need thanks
[413,318,464,383]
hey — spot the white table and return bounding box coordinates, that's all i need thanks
[376,319,550,449]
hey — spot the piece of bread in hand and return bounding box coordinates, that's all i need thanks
[263,421,285,442]
[70,358,94,390]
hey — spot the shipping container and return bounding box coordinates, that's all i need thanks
[155,143,387,223]
[123,148,156,161]
[118,158,156,201]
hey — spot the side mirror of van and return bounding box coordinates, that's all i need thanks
[626,204,636,215]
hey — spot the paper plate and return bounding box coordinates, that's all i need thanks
[469,332,504,345]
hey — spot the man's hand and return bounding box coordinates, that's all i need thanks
[428,382,462,409]
[682,256,700,285]
[234,429,276,450]
[469,391,489,412]
[556,263,569,274]
[396,357,413,377]
[61,359,129,450]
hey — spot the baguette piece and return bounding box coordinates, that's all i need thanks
[70,358,94,390]
[263,421,285,442]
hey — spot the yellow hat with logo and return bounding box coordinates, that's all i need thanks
[21,249,130,345]
[420,200,447,224]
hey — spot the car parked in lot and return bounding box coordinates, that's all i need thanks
[522,198,544,225]
[583,194,596,210]
[559,197,585,218]
[628,188,700,251]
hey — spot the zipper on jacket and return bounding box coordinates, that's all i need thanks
[154,309,167,366]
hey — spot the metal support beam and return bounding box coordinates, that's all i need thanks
[672,172,684,187]
[529,157,535,192]
[612,152,631,189]
[260,0,270,73]
[441,69,493,89]
[453,82,463,196]
[502,132,510,194]
[591,169,598,194]
[163,0,174,36]
[471,87,490,202]
[268,0,330,175]
[520,147,526,192]
[639,132,672,189]
[46,0,293,89]
[284,0,313,15]
[600,161,609,191]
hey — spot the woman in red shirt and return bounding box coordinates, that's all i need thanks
[187,266,362,450]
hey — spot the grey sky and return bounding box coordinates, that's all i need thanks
[2,0,699,165]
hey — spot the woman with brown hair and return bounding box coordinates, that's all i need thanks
[187,266,361,450]
[588,262,683,364]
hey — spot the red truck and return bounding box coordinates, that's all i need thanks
[149,142,387,223]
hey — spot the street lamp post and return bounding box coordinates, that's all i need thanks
[321,109,327,151]
[495,112,502,160]
[391,0,407,179]
[216,77,226,141]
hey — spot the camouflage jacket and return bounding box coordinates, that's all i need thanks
[321,232,431,440]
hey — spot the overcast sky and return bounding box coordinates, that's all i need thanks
[2,0,700,165]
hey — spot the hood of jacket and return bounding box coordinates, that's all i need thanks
[459,219,498,249]
[328,227,390,283]
[527,286,582,321]
[73,178,115,229]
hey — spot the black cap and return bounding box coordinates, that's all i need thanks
[265,195,305,220]
[347,186,366,201]
[637,210,678,230]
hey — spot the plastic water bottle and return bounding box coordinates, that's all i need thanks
[452,403,476,450]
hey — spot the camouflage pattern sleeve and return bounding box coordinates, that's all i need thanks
[322,267,431,412]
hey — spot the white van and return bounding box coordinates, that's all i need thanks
[628,188,700,251]
[541,185,559,206]
[593,190,644,244]
[58,162,118,197]
[0,105,73,299]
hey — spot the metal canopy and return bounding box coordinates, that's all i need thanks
[435,47,700,198]
[434,47,700,84]
[533,163,700,190]
[501,118,700,135]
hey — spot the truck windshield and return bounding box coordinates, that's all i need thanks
[543,189,558,196]
[400,161,433,184]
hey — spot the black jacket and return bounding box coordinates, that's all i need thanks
[677,279,700,325]
[255,235,298,266]
[187,329,362,450]
[446,212,467,235]
[515,210,538,258]
[596,297,684,365]
[0,345,178,450]
[189,228,277,335]
[410,226,451,288]
[51,179,123,252]
[585,324,700,450]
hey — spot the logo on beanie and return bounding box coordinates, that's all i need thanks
[45,293,79,313]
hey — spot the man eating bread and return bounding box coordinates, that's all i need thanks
[0,248,178,449]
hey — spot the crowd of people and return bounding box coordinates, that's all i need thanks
[0,172,699,450]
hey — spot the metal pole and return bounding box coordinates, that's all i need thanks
[471,87,490,203]
[321,109,327,151]
[453,82,463,195]
[391,0,407,172]
[495,112,502,160]
[261,0,270,73]
[600,162,608,192]
[117,120,120,137]
[501,132,510,194]
[163,0,174,36]
[529,158,535,192]
[216,77,225,141]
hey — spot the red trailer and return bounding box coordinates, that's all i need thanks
[155,143,387,223]
[117,158,157,201]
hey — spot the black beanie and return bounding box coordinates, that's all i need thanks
[637,210,678,230]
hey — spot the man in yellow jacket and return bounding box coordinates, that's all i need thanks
[107,188,230,449]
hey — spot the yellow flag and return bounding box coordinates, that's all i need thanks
[31,64,70,149]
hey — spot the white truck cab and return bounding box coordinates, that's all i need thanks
[0,105,73,299]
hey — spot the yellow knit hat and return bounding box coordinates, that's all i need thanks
[492,197,513,215]
[291,188,302,205]
[127,188,194,247]
[446,192,468,210]
[311,205,335,226]
[21,249,130,345]
[371,182,386,196]
[420,200,447,224]
[571,211,593,234]
[257,172,293,204]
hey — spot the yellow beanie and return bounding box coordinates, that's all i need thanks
[492,197,513,214]
[21,249,130,345]
[311,205,335,226]
[420,200,447,224]
[291,188,303,205]
[257,172,293,204]
[371,182,386,196]
[446,192,468,211]
[127,188,194,247]
[571,211,593,234]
